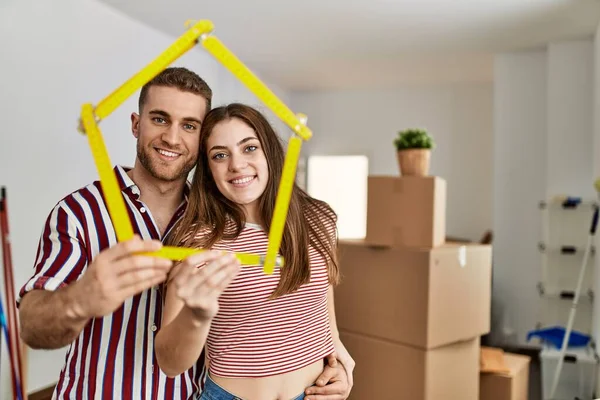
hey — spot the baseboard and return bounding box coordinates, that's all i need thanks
[28,383,56,400]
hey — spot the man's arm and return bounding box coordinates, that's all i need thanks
[328,285,340,339]
[18,203,171,349]
[19,286,89,349]
[19,236,171,349]
[327,285,355,397]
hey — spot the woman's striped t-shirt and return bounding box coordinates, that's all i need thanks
[202,221,335,378]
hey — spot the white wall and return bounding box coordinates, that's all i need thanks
[593,23,600,394]
[291,84,494,241]
[546,41,595,199]
[493,39,595,346]
[0,0,290,397]
[492,50,548,345]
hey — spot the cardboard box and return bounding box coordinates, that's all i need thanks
[340,331,480,400]
[366,176,446,248]
[335,240,492,349]
[480,349,530,400]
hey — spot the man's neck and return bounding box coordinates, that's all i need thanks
[127,165,186,230]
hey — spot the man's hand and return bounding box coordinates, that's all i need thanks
[332,339,355,397]
[168,251,241,322]
[304,358,349,400]
[72,235,172,319]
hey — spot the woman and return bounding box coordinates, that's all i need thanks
[155,103,353,400]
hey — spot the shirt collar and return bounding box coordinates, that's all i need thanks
[114,165,191,201]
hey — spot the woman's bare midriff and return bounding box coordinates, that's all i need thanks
[210,359,324,400]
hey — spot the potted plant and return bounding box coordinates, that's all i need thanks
[393,128,434,176]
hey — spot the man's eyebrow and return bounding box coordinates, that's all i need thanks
[148,109,170,118]
[182,117,203,125]
[148,110,202,125]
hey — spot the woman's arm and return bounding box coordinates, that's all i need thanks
[154,278,212,377]
[154,251,241,377]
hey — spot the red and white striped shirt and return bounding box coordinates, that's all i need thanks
[17,166,204,400]
[205,221,336,378]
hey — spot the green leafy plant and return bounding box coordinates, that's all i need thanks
[393,128,434,151]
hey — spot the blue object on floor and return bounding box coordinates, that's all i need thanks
[526,326,591,349]
[562,197,582,208]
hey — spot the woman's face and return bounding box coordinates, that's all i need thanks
[206,117,269,221]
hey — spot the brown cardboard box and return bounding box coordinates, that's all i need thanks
[366,176,446,248]
[335,240,492,349]
[340,331,480,400]
[479,351,530,400]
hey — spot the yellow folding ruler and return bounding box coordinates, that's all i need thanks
[78,19,313,273]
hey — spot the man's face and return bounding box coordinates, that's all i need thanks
[131,86,208,182]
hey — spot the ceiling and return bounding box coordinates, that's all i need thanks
[99,0,600,90]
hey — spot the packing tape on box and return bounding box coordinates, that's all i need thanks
[458,246,466,268]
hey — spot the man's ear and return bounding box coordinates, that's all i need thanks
[131,112,140,138]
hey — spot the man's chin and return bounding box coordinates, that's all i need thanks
[153,171,188,182]
[147,165,189,182]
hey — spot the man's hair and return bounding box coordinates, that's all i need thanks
[138,67,213,111]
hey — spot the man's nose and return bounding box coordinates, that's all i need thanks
[161,124,182,147]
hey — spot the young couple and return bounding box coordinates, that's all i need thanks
[17,67,354,400]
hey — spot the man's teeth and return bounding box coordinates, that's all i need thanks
[157,149,179,157]
[232,176,254,184]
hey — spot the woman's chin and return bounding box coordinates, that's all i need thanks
[227,196,259,208]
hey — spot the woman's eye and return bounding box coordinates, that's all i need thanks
[212,153,226,160]
[245,145,257,152]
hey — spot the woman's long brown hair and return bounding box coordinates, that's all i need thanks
[166,103,340,298]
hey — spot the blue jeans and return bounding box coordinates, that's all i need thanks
[199,374,306,400]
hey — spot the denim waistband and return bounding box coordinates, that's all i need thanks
[200,374,306,400]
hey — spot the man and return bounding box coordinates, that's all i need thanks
[17,67,351,399]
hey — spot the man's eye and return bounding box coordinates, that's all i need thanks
[153,117,166,124]
[184,124,197,131]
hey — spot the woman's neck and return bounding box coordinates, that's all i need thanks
[243,203,261,226]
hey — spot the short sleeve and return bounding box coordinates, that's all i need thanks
[17,201,88,306]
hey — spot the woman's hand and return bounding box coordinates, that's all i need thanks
[168,251,241,322]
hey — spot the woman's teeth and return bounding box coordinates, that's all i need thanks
[231,176,254,184]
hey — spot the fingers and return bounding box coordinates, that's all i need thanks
[179,250,227,269]
[116,254,173,275]
[305,395,345,400]
[103,235,164,261]
[117,270,170,299]
[116,255,172,288]
[325,353,338,368]
[172,252,240,300]
[305,379,346,400]
[313,364,338,387]
[305,362,350,400]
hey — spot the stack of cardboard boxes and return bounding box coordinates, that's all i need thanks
[334,175,493,399]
